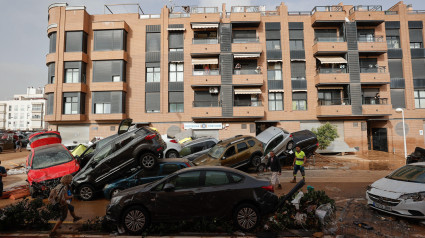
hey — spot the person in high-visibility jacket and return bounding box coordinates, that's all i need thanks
[291,146,306,183]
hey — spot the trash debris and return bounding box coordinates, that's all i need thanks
[7,168,26,175]
[294,212,307,225]
[316,203,334,225]
[291,191,304,210]
[353,221,373,230]
[313,231,324,237]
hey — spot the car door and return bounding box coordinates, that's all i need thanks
[117,118,133,135]
[264,135,284,155]
[90,143,117,186]
[235,142,251,166]
[102,135,136,183]
[220,146,238,167]
[135,167,161,185]
[152,170,204,220]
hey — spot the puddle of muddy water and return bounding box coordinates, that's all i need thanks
[350,150,406,170]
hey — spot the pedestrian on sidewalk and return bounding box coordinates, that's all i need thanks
[49,174,81,237]
[14,138,22,152]
[291,146,306,183]
[0,160,7,197]
[266,151,282,190]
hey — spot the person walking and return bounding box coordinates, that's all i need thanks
[0,160,7,197]
[235,63,241,75]
[49,174,81,237]
[291,146,306,183]
[266,151,282,190]
[14,137,22,152]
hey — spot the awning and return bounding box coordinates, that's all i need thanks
[317,86,343,90]
[269,89,284,93]
[192,23,219,29]
[316,57,347,64]
[234,53,261,58]
[234,88,262,95]
[292,89,307,92]
[267,59,282,62]
[170,60,184,63]
[167,28,185,31]
[291,58,306,62]
[192,58,218,65]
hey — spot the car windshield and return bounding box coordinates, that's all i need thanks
[387,165,425,183]
[208,146,225,159]
[32,145,73,170]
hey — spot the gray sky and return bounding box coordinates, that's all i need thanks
[1,0,424,100]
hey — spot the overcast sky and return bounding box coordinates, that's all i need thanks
[1,0,425,100]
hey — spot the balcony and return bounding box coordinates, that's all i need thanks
[362,100,391,115]
[358,36,387,52]
[313,38,347,54]
[311,6,346,26]
[90,82,127,92]
[191,102,222,119]
[230,6,261,23]
[190,42,220,54]
[315,72,350,85]
[232,39,262,53]
[61,114,86,121]
[91,51,127,61]
[233,73,263,85]
[63,83,88,93]
[316,99,352,117]
[90,113,126,121]
[360,67,390,84]
[349,5,385,22]
[233,69,262,75]
[233,105,264,118]
[192,38,218,45]
[189,7,220,22]
[63,52,88,62]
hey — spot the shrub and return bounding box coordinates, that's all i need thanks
[311,122,339,150]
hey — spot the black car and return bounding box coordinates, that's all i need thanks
[291,130,318,158]
[406,147,425,164]
[179,137,218,161]
[72,120,167,201]
[105,166,278,234]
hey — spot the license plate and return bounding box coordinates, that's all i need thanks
[373,202,392,211]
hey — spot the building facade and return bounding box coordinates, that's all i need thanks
[45,2,425,155]
[0,87,46,131]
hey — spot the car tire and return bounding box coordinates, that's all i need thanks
[165,150,179,158]
[286,141,294,151]
[233,203,260,231]
[257,163,266,173]
[110,188,122,198]
[251,155,261,168]
[140,152,158,170]
[122,205,150,235]
[78,184,95,201]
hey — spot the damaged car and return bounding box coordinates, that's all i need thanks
[366,162,425,219]
[105,166,278,234]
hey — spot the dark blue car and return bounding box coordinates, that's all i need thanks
[103,158,193,199]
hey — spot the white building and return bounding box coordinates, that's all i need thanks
[0,87,46,131]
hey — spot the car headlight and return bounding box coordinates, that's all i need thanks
[110,195,123,206]
[399,192,425,201]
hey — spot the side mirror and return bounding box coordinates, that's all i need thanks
[163,183,175,192]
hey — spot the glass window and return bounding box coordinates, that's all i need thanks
[410,42,423,49]
[268,92,283,111]
[265,135,284,154]
[386,36,400,49]
[292,92,307,111]
[94,30,126,51]
[169,63,184,82]
[92,144,114,162]
[31,146,73,169]
[267,62,282,81]
[93,60,125,82]
[290,39,304,50]
[247,140,256,147]
[266,40,281,50]
[414,90,425,108]
[48,63,55,84]
[94,103,112,114]
[65,69,79,83]
[224,146,236,157]
[162,164,182,175]
[65,31,87,53]
[169,103,184,113]
[146,92,160,113]
[63,96,79,114]
[387,165,425,183]
[49,32,56,53]
[139,168,160,178]
[168,171,201,190]
[204,171,230,186]
[147,67,160,82]
[231,173,243,183]
[146,32,161,52]
[237,142,248,152]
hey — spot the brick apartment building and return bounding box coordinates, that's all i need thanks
[45,2,425,156]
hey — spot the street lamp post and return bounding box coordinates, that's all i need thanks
[395,108,407,160]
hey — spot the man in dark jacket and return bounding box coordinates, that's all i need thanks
[266,151,282,190]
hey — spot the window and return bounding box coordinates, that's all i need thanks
[359,58,378,73]
[267,62,282,81]
[169,63,183,82]
[169,103,184,113]
[224,146,236,158]
[146,67,160,82]
[269,93,283,111]
[391,89,405,109]
[92,144,114,162]
[204,171,230,186]
[8,105,11,111]
[94,30,127,51]
[169,32,183,50]
[93,60,126,82]
[410,42,423,48]
[168,171,201,190]
[265,135,284,154]
[193,31,218,44]
[193,91,219,107]
[63,95,78,114]
[237,142,248,152]
[46,93,54,115]
[95,103,111,114]
[233,30,257,43]
[162,164,181,175]
[48,63,55,84]
[49,32,56,53]
[92,91,125,114]
[266,40,281,50]
[65,31,87,53]
[357,29,375,42]
[318,90,342,105]
[289,39,304,50]
[65,69,79,83]
[146,92,160,113]
[414,90,425,108]
[231,173,243,183]
[247,140,256,147]
[292,92,307,110]
[146,32,161,52]
[387,36,400,49]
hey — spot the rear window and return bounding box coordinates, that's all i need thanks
[247,140,256,147]
[161,164,181,175]
[387,165,425,183]
[32,145,73,170]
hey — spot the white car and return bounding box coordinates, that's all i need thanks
[161,134,182,158]
[366,162,425,219]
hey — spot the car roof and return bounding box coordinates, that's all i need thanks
[183,137,217,146]
[217,135,256,147]
[409,162,425,166]
[256,127,288,143]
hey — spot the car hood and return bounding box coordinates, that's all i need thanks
[192,154,221,166]
[370,177,425,199]
[28,160,80,184]
[183,149,210,161]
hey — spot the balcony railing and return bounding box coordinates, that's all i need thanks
[359,66,386,73]
[193,69,220,76]
[234,69,261,75]
[358,35,384,42]
[408,10,425,14]
[231,6,260,13]
[169,13,190,18]
[288,11,311,16]
[314,37,345,43]
[363,97,388,105]
[260,11,279,16]
[311,6,343,14]
[232,37,260,43]
[318,98,351,106]
[385,11,398,15]
[191,7,219,13]
[318,68,347,74]
[193,101,221,107]
[192,38,219,44]
[234,100,263,107]
[349,5,382,14]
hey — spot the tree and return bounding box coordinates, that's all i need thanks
[311,122,339,150]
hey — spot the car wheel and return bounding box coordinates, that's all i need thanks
[251,155,261,168]
[286,141,294,151]
[257,163,266,173]
[79,184,95,201]
[234,203,260,231]
[166,150,179,158]
[110,188,122,198]
[140,152,158,170]
[122,206,150,235]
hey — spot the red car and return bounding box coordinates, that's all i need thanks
[26,131,80,198]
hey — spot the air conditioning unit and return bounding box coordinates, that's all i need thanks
[209,87,219,94]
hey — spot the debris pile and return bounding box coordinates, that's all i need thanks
[0,185,29,200]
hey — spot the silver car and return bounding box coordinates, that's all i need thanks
[161,134,182,158]
[256,127,293,171]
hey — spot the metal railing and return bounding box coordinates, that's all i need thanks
[234,69,262,75]
[314,37,345,43]
[359,66,386,73]
[349,5,382,14]
[408,10,425,14]
[318,98,351,106]
[193,101,221,107]
[192,38,218,44]
[193,69,220,76]
[385,11,398,15]
[231,6,260,13]
[260,11,279,16]
[288,11,311,16]
[318,68,347,74]
[234,100,263,107]
[358,35,384,42]
[191,7,219,13]
[363,97,388,105]
[311,6,343,14]
[232,37,260,43]
[169,13,190,18]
